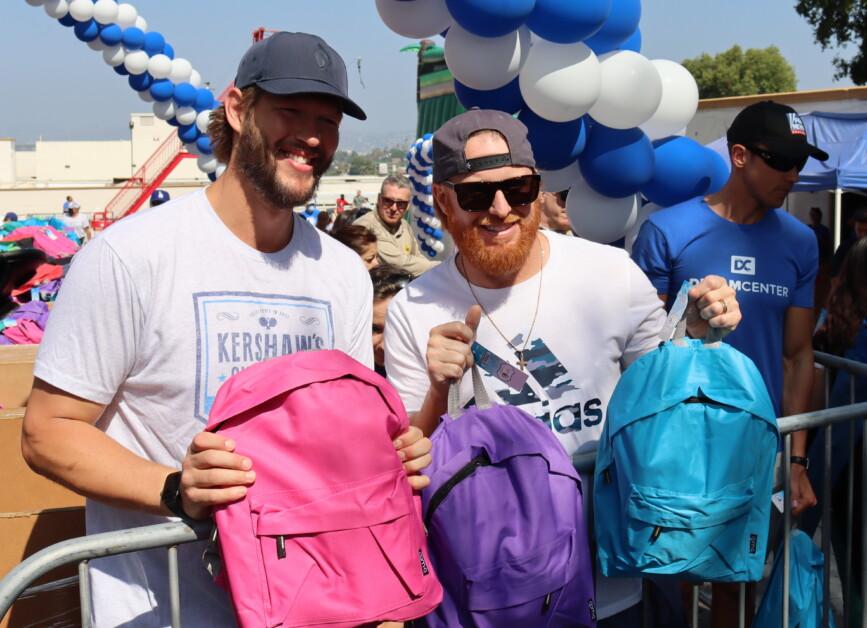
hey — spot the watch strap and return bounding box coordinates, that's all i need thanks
[160,471,189,519]
[790,455,810,469]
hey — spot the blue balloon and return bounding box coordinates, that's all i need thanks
[149,79,175,102]
[163,43,175,60]
[445,0,534,38]
[58,14,77,27]
[196,135,213,155]
[143,31,166,56]
[73,19,100,42]
[706,148,731,194]
[178,124,200,144]
[578,124,654,198]
[121,27,146,50]
[620,26,641,52]
[166,116,180,127]
[173,82,197,107]
[526,0,611,44]
[128,72,154,92]
[518,109,587,171]
[584,0,641,54]
[641,137,713,207]
[208,171,218,183]
[454,76,525,115]
[194,88,215,112]
[113,63,130,76]
[99,23,123,46]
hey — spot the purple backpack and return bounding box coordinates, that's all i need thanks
[420,366,596,627]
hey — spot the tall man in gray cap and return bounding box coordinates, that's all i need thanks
[383,108,741,626]
[22,32,431,627]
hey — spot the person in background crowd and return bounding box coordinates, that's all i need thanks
[301,202,320,226]
[369,263,412,377]
[3,212,17,223]
[22,31,430,628]
[316,211,333,232]
[632,100,824,627]
[830,206,867,278]
[538,189,572,235]
[150,189,171,208]
[809,206,832,322]
[354,174,439,277]
[353,188,366,209]
[60,202,92,244]
[332,223,380,271]
[62,195,74,213]
[384,108,739,627]
[335,193,348,213]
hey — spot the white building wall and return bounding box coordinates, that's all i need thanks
[0,139,14,186]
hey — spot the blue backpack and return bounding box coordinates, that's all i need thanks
[594,328,779,582]
[420,366,597,627]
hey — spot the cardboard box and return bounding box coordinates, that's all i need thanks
[0,345,38,409]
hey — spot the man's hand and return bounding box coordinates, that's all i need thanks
[394,425,433,491]
[425,305,482,389]
[790,464,818,516]
[179,432,256,520]
[686,275,741,339]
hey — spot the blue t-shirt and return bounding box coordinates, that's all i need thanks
[631,197,818,415]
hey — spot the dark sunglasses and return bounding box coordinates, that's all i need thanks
[442,174,541,212]
[744,145,808,173]
[379,195,409,211]
[373,273,412,290]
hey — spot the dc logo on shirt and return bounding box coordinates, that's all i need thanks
[787,113,806,136]
[731,256,756,275]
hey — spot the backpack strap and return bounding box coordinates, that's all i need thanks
[671,313,723,348]
[447,364,492,418]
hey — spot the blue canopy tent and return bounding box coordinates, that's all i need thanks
[706,111,867,249]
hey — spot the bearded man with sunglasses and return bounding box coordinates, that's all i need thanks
[354,173,440,277]
[383,108,740,626]
[632,101,827,626]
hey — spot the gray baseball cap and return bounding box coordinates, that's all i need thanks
[234,32,366,120]
[432,109,535,183]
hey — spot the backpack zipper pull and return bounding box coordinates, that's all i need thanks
[276,535,286,559]
[603,469,611,484]
[650,526,662,543]
[542,592,552,614]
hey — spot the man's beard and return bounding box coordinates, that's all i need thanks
[234,115,333,210]
[447,205,541,277]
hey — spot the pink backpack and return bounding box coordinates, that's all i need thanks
[205,350,442,628]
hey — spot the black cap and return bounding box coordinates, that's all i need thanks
[234,32,366,121]
[432,109,535,183]
[727,101,828,162]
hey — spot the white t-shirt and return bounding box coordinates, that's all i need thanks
[61,212,91,239]
[384,232,665,619]
[35,188,373,628]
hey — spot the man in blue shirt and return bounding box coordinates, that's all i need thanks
[633,101,827,625]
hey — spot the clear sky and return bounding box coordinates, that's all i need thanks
[0,0,856,147]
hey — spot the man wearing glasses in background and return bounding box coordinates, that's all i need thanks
[383,108,739,626]
[538,188,573,235]
[354,173,439,277]
[632,101,825,626]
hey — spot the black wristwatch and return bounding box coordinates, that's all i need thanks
[160,471,189,519]
[790,456,810,469]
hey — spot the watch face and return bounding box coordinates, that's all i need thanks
[161,471,182,501]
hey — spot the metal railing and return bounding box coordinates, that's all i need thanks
[1,353,865,627]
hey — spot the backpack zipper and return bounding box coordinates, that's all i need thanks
[424,452,492,530]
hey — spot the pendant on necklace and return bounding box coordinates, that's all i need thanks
[516,352,528,371]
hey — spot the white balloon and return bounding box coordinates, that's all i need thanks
[215,163,227,179]
[134,16,147,32]
[175,106,197,126]
[623,202,664,254]
[43,0,68,19]
[123,50,150,75]
[566,178,639,243]
[198,154,218,174]
[92,0,118,24]
[115,3,137,28]
[188,69,202,89]
[67,0,93,21]
[169,58,193,85]
[445,23,531,91]
[25,0,46,7]
[519,39,601,123]
[639,60,700,141]
[375,0,452,39]
[588,51,662,130]
[196,110,212,134]
[86,37,106,51]
[148,54,173,79]
[138,89,154,103]
[539,159,582,193]
[152,100,177,121]
[102,44,125,67]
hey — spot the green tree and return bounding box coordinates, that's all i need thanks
[348,154,376,176]
[796,0,867,84]
[682,45,798,99]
